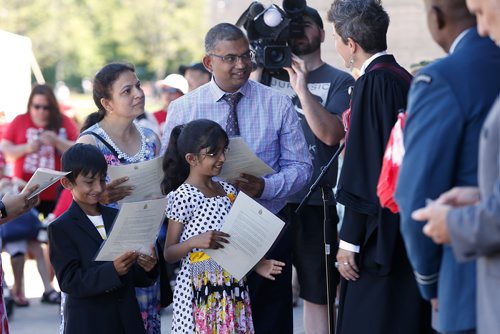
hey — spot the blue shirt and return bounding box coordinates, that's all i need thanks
[161,79,312,214]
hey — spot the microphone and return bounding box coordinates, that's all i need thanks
[235,1,264,27]
[248,2,265,20]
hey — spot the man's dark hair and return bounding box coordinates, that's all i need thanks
[328,0,389,54]
[204,23,248,53]
[61,143,108,183]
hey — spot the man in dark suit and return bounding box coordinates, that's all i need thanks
[395,0,500,333]
[406,0,500,332]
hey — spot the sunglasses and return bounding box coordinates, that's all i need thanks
[32,104,50,111]
[162,87,181,94]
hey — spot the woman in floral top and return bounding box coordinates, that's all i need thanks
[77,62,162,333]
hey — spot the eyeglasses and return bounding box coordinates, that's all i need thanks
[208,51,255,64]
[32,104,50,110]
[199,147,229,158]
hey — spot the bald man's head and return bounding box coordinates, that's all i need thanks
[424,0,477,52]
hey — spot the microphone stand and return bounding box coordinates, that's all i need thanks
[296,142,345,334]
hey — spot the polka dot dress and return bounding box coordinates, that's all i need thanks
[166,182,254,334]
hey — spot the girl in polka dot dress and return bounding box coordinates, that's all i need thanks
[162,119,285,334]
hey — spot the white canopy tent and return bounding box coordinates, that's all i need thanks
[0,30,44,122]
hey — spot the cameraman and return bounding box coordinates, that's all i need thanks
[255,6,354,334]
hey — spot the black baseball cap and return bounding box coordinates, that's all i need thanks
[303,6,323,29]
[179,62,210,76]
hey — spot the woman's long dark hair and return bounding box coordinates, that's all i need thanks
[27,84,62,131]
[92,62,135,123]
[161,119,229,195]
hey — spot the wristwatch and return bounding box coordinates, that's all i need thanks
[0,201,8,218]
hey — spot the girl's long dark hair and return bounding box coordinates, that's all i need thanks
[161,119,229,195]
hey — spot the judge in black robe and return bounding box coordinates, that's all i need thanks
[328,1,434,333]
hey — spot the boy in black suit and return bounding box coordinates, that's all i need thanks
[48,143,158,334]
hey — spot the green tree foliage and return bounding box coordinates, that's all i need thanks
[0,0,207,86]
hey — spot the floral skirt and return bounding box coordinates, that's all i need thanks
[191,255,254,334]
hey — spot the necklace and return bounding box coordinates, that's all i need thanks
[96,121,152,163]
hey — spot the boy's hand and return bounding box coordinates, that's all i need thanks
[100,177,134,205]
[113,251,139,276]
[255,259,285,281]
[136,246,158,272]
[188,230,229,250]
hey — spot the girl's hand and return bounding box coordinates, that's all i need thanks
[136,246,158,272]
[189,230,229,250]
[113,251,139,276]
[100,177,134,205]
[255,259,285,280]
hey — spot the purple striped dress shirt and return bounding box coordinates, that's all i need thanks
[161,79,312,213]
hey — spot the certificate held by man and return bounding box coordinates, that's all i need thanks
[22,168,70,200]
[218,137,274,182]
[107,156,163,205]
[205,192,285,281]
[95,197,167,261]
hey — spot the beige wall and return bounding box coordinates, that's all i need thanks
[207,0,445,71]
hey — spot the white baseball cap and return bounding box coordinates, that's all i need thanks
[156,73,188,94]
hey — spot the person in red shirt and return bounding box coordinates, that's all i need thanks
[0,84,77,307]
[0,84,78,215]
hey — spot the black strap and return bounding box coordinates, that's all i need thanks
[80,131,127,163]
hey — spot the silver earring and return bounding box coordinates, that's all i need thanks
[348,56,354,71]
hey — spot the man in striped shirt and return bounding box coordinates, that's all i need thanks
[162,22,312,334]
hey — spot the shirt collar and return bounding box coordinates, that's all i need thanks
[360,50,388,75]
[449,28,472,54]
[209,77,249,102]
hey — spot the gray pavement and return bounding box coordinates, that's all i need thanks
[5,256,306,333]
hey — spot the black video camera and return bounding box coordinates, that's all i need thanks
[236,0,307,70]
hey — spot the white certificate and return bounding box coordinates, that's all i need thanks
[95,198,167,261]
[218,137,274,182]
[22,168,70,200]
[107,156,164,205]
[205,192,285,281]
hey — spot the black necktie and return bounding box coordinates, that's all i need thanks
[223,92,243,137]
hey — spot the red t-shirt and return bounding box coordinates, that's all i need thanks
[2,113,78,201]
[52,188,73,217]
[153,109,166,126]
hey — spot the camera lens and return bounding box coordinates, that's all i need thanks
[269,49,285,63]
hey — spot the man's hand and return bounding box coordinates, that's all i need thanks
[99,177,134,205]
[436,186,480,207]
[1,185,39,221]
[284,54,309,97]
[413,202,451,244]
[232,173,265,198]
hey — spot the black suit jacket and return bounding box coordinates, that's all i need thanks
[48,201,157,334]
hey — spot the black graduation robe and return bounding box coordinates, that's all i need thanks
[335,55,434,334]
